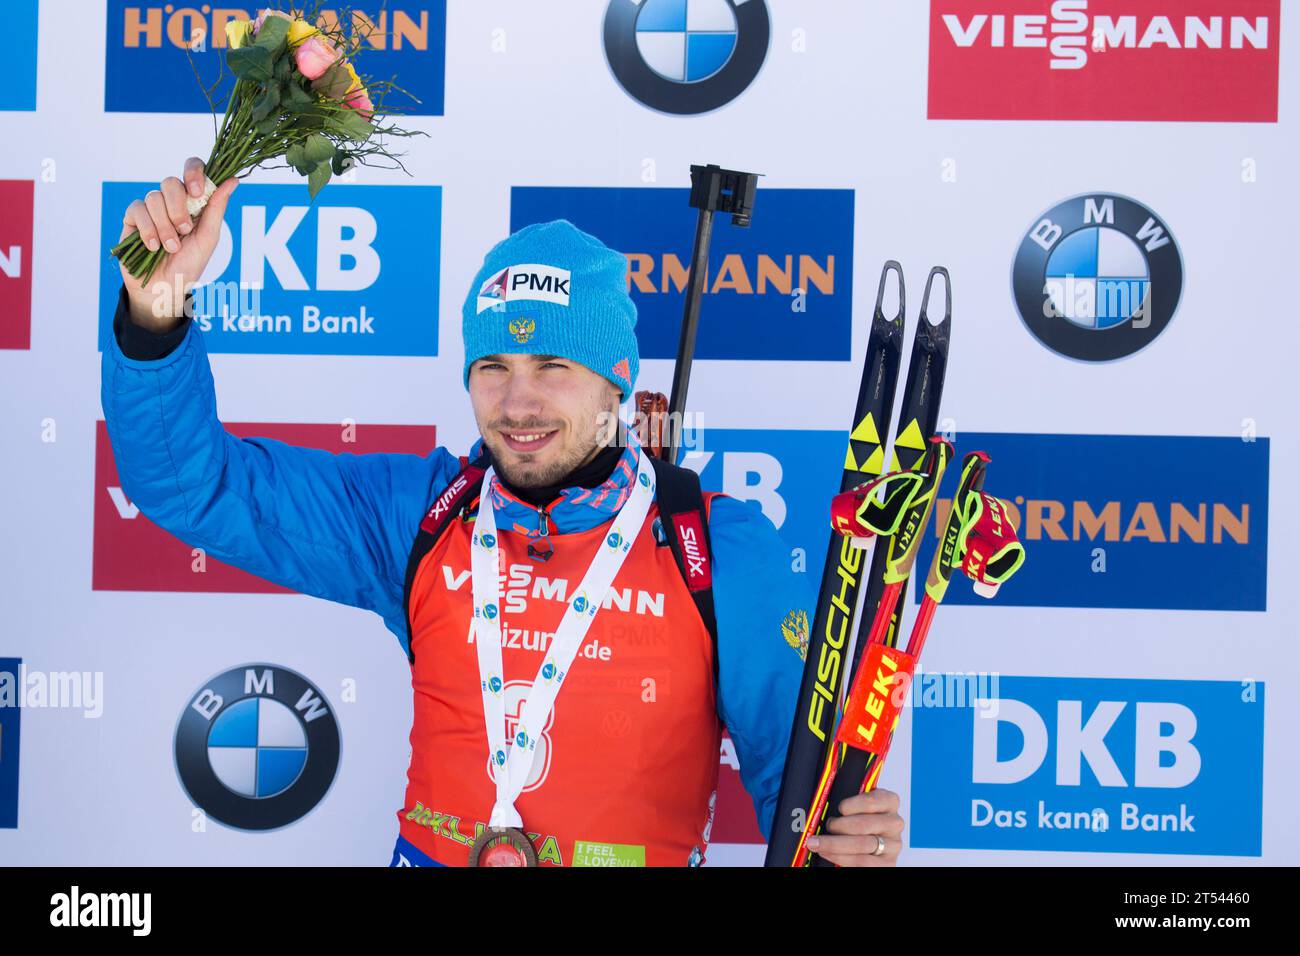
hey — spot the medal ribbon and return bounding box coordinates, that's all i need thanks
[470,448,655,829]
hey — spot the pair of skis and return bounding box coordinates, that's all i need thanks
[789,445,1026,866]
[765,261,952,867]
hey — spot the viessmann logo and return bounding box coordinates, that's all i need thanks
[92,421,437,592]
[104,2,446,114]
[928,1,1280,122]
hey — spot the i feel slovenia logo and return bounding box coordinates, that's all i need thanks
[603,0,770,114]
[1013,193,1183,362]
[175,664,340,831]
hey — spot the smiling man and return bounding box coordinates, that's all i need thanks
[102,158,906,867]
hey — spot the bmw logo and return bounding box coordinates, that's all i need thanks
[174,664,340,832]
[603,0,770,115]
[1012,193,1183,362]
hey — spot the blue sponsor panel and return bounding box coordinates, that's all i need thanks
[684,428,845,559]
[104,1,445,114]
[917,434,1269,611]
[910,676,1264,857]
[510,186,853,361]
[99,182,441,356]
[0,659,19,828]
[1,1,38,111]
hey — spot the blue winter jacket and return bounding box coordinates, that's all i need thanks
[100,289,810,840]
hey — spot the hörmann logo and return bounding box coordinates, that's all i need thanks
[512,186,854,361]
[105,2,446,114]
[929,1,1280,122]
[914,433,1269,611]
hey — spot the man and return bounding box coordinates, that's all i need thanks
[103,158,906,866]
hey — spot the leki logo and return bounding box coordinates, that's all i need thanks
[928,1,1280,122]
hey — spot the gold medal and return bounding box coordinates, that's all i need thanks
[468,826,538,867]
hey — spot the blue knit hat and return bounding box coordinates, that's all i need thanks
[462,219,640,398]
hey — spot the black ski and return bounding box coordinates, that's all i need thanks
[764,262,906,867]
[807,266,951,865]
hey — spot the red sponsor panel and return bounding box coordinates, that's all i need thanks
[93,420,437,592]
[928,1,1280,121]
[0,180,34,350]
[712,732,765,844]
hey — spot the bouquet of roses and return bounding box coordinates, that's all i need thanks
[111,4,420,283]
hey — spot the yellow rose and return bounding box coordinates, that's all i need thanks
[287,19,318,47]
[225,18,251,49]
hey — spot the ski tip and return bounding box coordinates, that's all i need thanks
[920,266,952,330]
[874,260,906,326]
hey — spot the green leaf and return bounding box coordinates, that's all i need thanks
[254,114,281,136]
[302,133,335,166]
[327,109,374,143]
[251,84,281,122]
[227,46,274,82]
[284,81,314,109]
[252,15,291,54]
[285,142,310,175]
[307,162,331,199]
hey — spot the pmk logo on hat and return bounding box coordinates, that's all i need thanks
[477,263,572,314]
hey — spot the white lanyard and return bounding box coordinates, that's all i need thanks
[470,449,655,829]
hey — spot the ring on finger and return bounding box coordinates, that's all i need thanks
[871,834,886,857]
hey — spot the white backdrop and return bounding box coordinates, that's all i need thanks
[0,0,1294,865]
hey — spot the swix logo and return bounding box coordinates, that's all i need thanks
[98,182,442,356]
[512,186,854,360]
[916,433,1269,611]
[476,264,571,314]
[0,180,33,350]
[671,513,712,590]
[105,2,446,114]
[421,472,475,533]
[93,421,437,591]
[929,1,1280,122]
[910,676,1264,856]
[442,563,666,618]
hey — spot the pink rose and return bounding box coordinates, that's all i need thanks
[294,35,340,81]
[253,9,291,34]
[344,88,374,120]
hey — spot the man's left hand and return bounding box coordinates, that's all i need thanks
[805,789,904,867]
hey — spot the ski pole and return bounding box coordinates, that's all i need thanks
[790,435,954,867]
[798,452,1027,865]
